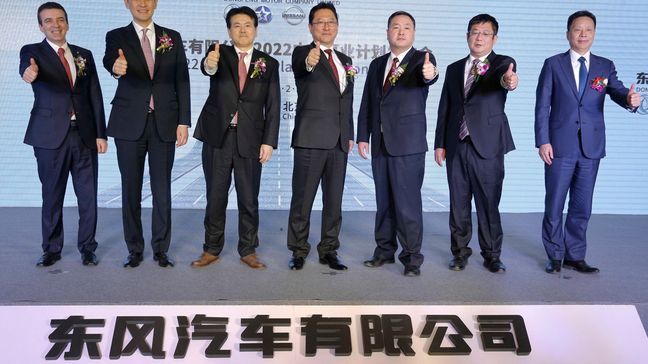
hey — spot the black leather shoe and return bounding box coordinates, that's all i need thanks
[563,260,599,273]
[289,257,305,270]
[404,266,421,277]
[123,252,143,268]
[36,252,61,267]
[154,253,174,267]
[319,255,348,270]
[82,252,98,266]
[483,258,506,273]
[449,255,468,271]
[363,256,395,268]
[545,259,561,274]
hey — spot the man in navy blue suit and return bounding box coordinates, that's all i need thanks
[357,11,439,277]
[20,2,107,267]
[535,10,640,274]
[435,14,518,274]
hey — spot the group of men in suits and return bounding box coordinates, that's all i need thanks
[20,2,640,275]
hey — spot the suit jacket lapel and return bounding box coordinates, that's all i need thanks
[377,53,389,96]
[125,23,150,79]
[466,51,496,99]
[40,39,72,90]
[153,24,163,77]
[558,51,579,100]
[224,46,241,94]
[317,44,340,92]
[582,54,602,100]
[384,48,416,98]
[242,49,262,94]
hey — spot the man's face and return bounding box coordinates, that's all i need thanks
[387,15,415,52]
[567,16,595,54]
[228,14,257,50]
[39,8,68,46]
[125,0,157,26]
[467,21,497,58]
[308,9,338,47]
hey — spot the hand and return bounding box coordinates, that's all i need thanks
[22,58,39,83]
[176,125,188,147]
[538,143,553,165]
[96,138,108,154]
[422,52,437,81]
[358,142,369,160]
[306,41,321,67]
[113,48,128,76]
[205,41,220,69]
[502,63,518,90]
[347,140,354,154]
[259,144,273,164]
[434,148,446,167]
[627,83,641,108]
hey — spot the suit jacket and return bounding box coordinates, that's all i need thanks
[357,48,438,156]
[291,43,354,152]
[435,51,516,160]
[194,45,280,158]
[20,40,106,149]
[103,23,190,142]
[535,51,629,159]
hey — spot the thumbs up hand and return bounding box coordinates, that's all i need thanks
[205,41,220,69]
[422,52,437,81]
[627,83,641,108]
[22,57,39,83]
[113,48,128,76]
[306,41,321,68]
[502,62,518,90]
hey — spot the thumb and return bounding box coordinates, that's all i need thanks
[30,58,37,68]
[507,63,514,74]
[314,41,321,49]
[118,48,125,59]
[629,83,636,94]
[214,41,220,51]
[424,52,430,64]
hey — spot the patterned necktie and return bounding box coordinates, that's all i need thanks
[578,56,588,98]
[141,28,155,109]
[459,59,480,140]
[324,49,340,86]
[57,48,73,88]
[383,57,399,93]
[238,51,248,92]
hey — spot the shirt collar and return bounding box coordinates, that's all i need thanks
[569,49,590,64]
[46,39,69,54]
[132,21,154,36]
[468,51,491,64]
[389,47,412,64]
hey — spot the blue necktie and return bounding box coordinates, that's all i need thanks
[578,56,587,98]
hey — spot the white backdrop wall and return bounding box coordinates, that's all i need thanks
[1,0,647,213]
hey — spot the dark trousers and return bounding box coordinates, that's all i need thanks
[372,141,425,268]
[287,145,348,258]
[202,129,262,257]
[114,112,175,254]
[34,127,98,254]
[542,150,599,261]
[447,138,505,260]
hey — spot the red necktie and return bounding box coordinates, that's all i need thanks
[57,48,73,88]
[238,51,248,92]
[324,49,340,86]
[383,57,398,93]
[141,28,155,109]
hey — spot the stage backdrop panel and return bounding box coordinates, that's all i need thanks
[1,0,647,213]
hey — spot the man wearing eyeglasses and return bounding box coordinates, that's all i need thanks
[357,11,439,277]
[434,14,518,273]
[287,2,354,271]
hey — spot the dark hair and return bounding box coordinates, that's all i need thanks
[388,11,416,29]
[308,2,338,25]
[567,10,596,31]
[226,6,258,28]
[37,2,68,25]
[467,14,498,35]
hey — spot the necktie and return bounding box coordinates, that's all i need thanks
[383,57,399,93]
[141,28,155,109]
[57,48,73,88]
[578,56,588,98]
[459,59,480,140]
[324,49,340,86]
[238,51,248,92]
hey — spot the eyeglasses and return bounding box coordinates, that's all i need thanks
[312,20,338,28]
[468,30,495,37]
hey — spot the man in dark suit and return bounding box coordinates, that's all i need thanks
[103,0,190,268]
[191,6,280,269]
[535,10,640,274]
[435,14,518,273]
[287,2,354,271]
[20,2,107,267]
[357,11,439,277]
